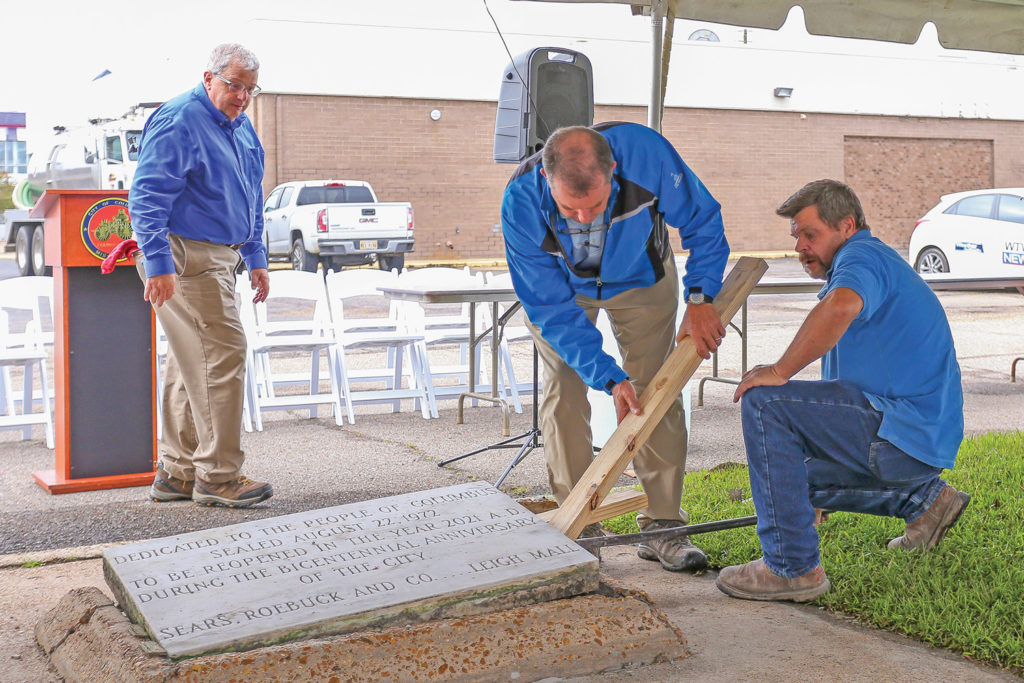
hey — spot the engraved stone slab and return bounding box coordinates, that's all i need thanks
[102,482,598,659]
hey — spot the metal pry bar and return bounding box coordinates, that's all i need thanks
[574,515,757,550]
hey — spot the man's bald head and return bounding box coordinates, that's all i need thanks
[541,126,614,197]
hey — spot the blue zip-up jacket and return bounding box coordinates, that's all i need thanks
[501,122,729,393]
[129,83,267,277]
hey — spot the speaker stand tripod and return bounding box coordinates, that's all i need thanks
[438,344,541,488]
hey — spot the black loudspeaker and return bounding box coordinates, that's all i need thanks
[493,47,594,164]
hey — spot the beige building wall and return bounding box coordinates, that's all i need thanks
[252,94,1024,261]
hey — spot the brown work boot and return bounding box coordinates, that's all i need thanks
[636,519,709,572]
[717,558,830,602]
[888,484,970,551]
[193,476,273,508]
[150,466,194,502]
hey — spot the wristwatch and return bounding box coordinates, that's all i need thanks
[687,290,713,305]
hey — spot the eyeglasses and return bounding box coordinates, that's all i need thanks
[557,221,606,237]
[213,73,262,98]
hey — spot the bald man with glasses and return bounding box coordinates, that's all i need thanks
[502,123,729,571]
[130,43,272,508]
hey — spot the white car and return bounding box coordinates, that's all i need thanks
[908,188,1024,275]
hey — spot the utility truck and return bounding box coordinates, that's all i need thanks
[1,104,156,276]
[263,179,414,272]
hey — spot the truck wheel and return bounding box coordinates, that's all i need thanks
[15,225,34,276]
[31,225,51,276]
[290,237,318,272]
[378,254,405,272]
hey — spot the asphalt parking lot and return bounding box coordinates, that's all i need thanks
[2,254,1021,554]
[3,253,1022,682]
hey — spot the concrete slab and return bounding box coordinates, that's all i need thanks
[102,482,598,659]
[37,578,685,682]
[8,548,1017,682]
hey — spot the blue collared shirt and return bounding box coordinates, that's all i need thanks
[821,230,964,468]
[129,83,267,277]
[564,215,608,270]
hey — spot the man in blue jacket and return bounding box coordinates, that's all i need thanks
[502,123,729,571]
[720,179,969,602]
[130,43,272,508]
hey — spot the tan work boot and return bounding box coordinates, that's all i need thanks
[717,558,830,602]
[150,466,194,502]
[888,484,970,551]
[637,519,709,572]
[193,476,273,508]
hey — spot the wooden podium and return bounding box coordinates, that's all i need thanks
[30,190,156,494]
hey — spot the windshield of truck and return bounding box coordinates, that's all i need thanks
[296,185,374,206]
[126,132,142,161]
[106,136,123,163]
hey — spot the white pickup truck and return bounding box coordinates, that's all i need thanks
[263,180,414,272]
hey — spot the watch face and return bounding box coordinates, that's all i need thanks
[688,293,707,304]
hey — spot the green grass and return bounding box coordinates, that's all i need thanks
[604,431,1024,674]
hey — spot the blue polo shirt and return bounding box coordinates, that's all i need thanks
[821,230,963,469]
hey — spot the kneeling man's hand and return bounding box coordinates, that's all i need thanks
[733,364,788,402]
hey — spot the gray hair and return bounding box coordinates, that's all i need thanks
[207,43,260,73]
[776,179,869,232]
[541,126,613,196]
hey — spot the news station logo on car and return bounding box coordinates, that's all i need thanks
[81,197,133,260]
[1002,251,1024,266]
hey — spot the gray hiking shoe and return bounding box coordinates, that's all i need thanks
[150,466,193,502]
[888,484,970,551]
[637,519,709,572]
[193,476,273,508]
[578,522,606,560]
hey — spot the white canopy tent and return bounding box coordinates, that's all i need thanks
[514,0,1024,129]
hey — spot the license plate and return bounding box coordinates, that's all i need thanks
[359,240,377,250]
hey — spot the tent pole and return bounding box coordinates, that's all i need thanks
[648,0,667,132]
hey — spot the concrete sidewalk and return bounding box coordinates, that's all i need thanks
[2,257,1022,680]
[1,525,1016,681]
[3,394,1021,681]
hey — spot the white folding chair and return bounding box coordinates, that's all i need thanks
[395,267,489,401]
[0,276,55,416]
[0,309,55,448]
[237,270,344,426]
[325,269,437,422]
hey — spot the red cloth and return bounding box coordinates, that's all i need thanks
[100,239,140,274]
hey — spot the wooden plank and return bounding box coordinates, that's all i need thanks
[537,489,649,524]
[548,256,769,539]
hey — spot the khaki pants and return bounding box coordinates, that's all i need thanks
[526,255,688,526]
[137,235,247,484]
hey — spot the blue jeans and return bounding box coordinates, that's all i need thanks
[741,380,946,578]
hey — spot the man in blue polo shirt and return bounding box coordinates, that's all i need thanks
[718,179,969,602]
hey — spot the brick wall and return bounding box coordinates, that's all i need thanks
[251,94,1024,260]
[844,137,994,247]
